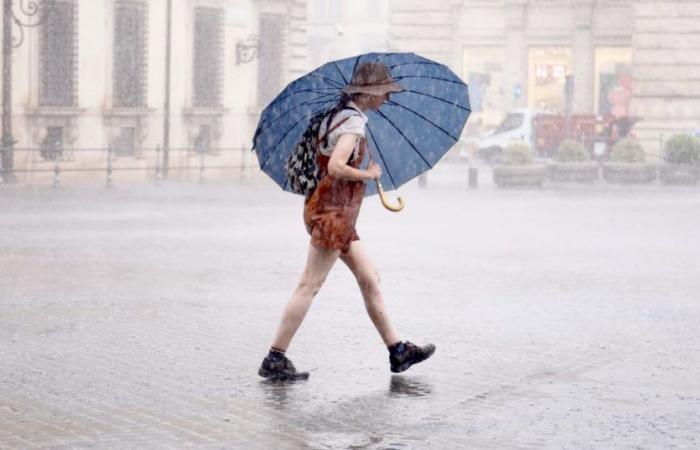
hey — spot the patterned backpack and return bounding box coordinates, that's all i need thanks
[285,107,355,196]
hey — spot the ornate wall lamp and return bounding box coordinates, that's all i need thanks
[235,34,258,65]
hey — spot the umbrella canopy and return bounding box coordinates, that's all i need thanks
[253,52,471,195]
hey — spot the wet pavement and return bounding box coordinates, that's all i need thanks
[1,163,700,449]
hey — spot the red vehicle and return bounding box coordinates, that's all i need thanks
[534,114,640,158]
[474,109,639,161]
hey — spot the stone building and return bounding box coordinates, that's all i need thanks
[1,0,308,184]
[2,0,698,185]
[388,0,700,154]
[630,0,700,151]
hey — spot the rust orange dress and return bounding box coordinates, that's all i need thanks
[303,133,367,254]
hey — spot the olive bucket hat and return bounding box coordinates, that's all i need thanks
[342,61,403,96]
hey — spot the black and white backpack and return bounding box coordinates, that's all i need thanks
[285,107,357,196]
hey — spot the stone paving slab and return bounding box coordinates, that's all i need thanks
[1,168,700,448]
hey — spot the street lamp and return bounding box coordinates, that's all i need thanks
[1,0,55,184]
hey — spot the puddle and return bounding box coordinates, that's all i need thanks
[389,376,433,397]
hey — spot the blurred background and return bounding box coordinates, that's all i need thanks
[1,0,698,186]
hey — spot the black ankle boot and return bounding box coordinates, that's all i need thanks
[389,341,436,373]
[258,352,310,381]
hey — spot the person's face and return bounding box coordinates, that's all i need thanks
[370,92,390,110]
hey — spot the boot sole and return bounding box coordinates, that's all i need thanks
[258,367,310,381]
[391,346,436,373]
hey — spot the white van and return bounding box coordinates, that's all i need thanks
[476,109,552,162]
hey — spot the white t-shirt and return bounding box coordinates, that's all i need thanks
[318,102,368,159]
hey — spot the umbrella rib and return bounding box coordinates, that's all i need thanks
[389,61,444,70]
[255,90,339,136]
[384,100,461,142]
[259,118,307,171]
[254,92,339,146]
[365,122,399,189]
[393,75,467,86]
[256,91,338,130]
[308,73,345,87]
[395,89,471,112]
[282,169,290,192]
[374,109,432,169]
[270,87,340,106]
[351,55,361,82]
[258,102,332,170]
[332,62,349,85]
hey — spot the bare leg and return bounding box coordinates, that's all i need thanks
[270,244,340,351]
[340,241,400,346]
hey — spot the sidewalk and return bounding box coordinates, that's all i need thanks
[1,179,699,449]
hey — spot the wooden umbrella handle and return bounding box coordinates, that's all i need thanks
[375,180,404,212]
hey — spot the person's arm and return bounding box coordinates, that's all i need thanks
[327,133,382,181]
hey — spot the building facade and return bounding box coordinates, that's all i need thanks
[306,0,391,67]
[2,0,698,185]
[390,0,635,125]
[388,0,700,155]
[1,0,308,184]
[630,0,700,149]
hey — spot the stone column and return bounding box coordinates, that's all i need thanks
[572,0,595,114]
[285,0,309,82]
[504,0,526,111]
[448,0,465,74]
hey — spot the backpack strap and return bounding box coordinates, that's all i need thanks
[315,115,352,147]
[317,106,363,144]
[344,105,362,115]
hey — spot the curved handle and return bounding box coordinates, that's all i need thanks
[375,180,404,212]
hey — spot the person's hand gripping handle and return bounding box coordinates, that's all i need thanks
[368,158,404,212]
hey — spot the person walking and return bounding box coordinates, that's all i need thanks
[258,62,436,381]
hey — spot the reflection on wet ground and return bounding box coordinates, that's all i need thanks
[389,375,433,397]
[254,374,437,448]
[259,378,301,408]
[259,375,433,411]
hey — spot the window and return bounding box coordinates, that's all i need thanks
[113,0,148,108]
[527,47,573,113]
[462,47,505,127]
[194,125,212,153]
[41,127,64,160]
[193,7,224,108]
[111,127,137,156]
[594,47,633,117]
[39,0,78,107]
[257,13,285,106]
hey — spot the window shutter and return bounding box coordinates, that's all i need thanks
[257,13,285,107]
[113,0,149,108]
[193,7,224,108]
[40,0,78,107]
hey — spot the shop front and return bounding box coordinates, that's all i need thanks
[594,47,634,117]
[527,47,573,114]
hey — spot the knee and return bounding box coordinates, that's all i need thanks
[358,270,381,295]
[297,276,325,298]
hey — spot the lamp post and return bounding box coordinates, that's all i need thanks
[162,0,171,178]
[1,0,55,184]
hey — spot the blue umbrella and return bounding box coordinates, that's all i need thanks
[252,52,470,203]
